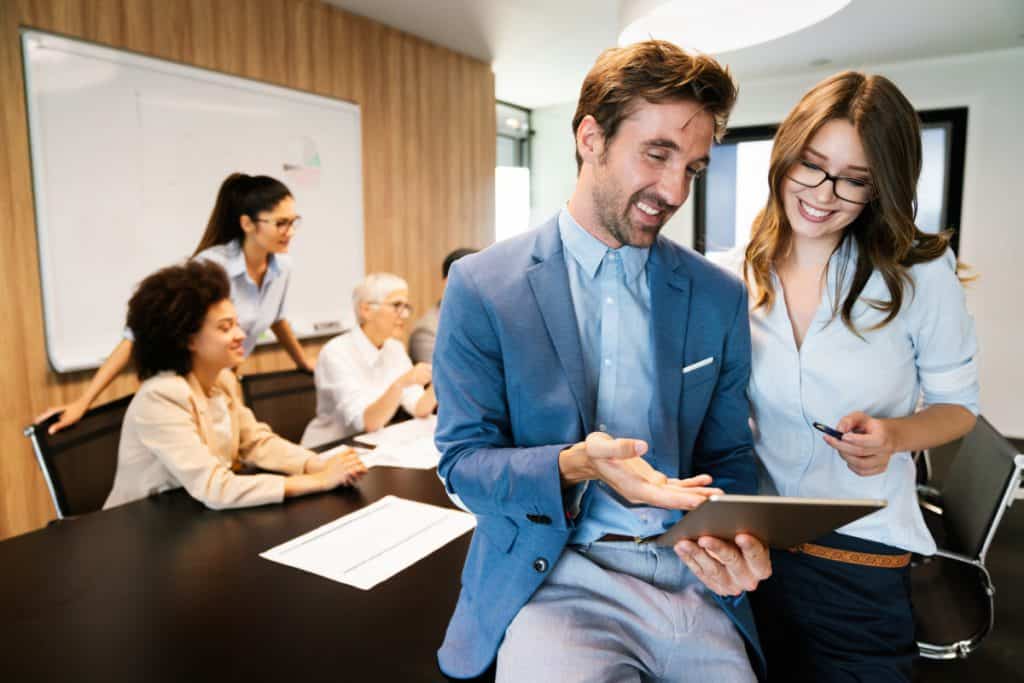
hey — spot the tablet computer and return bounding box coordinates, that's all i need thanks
[655,495,886,550]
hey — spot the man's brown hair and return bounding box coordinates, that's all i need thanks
[572,40,738,171]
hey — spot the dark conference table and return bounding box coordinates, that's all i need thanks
[0,466,473,682]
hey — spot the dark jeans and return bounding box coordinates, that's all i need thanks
[751,532,917,683]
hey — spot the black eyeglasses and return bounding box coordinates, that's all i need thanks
[254,216,303,232]
[787,160,873,205]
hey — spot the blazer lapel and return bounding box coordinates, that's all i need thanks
[648,241,691,475]
[526,221,594,433]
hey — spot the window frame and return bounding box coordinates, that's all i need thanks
[693,107,968,255]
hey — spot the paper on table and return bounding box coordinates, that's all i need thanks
[260,495,476,590]
[317,439,439,470]
[354,415,437,447]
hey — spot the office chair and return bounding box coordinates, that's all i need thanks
[911,415,1024,659]
[23,394,133,520]
[239,369,317,444]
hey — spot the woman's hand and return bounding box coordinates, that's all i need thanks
[823,411,900,476]
[35,399,89,435]
[399,362,432,389]
[317,450,368,488]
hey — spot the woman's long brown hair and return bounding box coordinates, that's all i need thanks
[744,71,962,334]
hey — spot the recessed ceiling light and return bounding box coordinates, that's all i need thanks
[619,0,853,54]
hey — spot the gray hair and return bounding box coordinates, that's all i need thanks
[352,272,409,324]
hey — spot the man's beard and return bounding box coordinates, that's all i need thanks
[592,183,672,247]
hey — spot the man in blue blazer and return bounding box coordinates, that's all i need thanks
[434,40,771,682]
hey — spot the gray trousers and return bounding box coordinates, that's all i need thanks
[496,542,756,683]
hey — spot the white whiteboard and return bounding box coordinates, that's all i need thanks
[21,30,364,372]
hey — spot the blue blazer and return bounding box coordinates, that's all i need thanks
[433,217,765,680]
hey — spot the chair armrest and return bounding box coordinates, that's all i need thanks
[930,548,995,596]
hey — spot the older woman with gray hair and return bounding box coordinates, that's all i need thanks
[301,272,437,447]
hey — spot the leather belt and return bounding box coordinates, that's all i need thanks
[790,542,911,569]
[595,533,661,544]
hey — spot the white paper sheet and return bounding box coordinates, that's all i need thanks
[354,415,437,447]
[260,495,475,590]
[317,439,439,470]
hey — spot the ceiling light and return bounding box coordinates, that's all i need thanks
[619,0,852,54]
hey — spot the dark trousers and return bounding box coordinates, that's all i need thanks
[751,532,917,683]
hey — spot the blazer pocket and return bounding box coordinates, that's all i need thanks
[682,358,716,388]
[478,515,519,553]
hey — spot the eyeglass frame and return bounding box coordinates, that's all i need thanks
[787,160,874,205]
[368,301,415,317]
[253,215,303,232]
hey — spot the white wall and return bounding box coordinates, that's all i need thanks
[531,47,1024,437]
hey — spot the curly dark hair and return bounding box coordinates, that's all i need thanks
[126,260,232,379]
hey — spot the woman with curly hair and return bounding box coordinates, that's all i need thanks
[104,260,365,510]
[42,173,313,434]
[718,72,979,681]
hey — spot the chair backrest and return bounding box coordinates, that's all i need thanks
[941,415,1024,561]
[24,394,133,519]
[239,369,316,444]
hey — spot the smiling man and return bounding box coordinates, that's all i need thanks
[433,40,770,682]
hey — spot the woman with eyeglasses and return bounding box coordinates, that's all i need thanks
[40,173,315,434]
[104,259,365,511]
[718,72,979,681]
[301,272,437,447]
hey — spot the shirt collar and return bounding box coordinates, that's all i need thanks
[353,325,385,365]
[558,207,649,283]
[223,239,281,282]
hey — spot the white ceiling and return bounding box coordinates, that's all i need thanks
[324,0,1024,109]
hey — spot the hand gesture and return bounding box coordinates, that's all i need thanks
[570,432,722,510]
[823,411,897,476]
[674,534,772,597]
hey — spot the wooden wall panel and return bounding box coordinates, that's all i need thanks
[0,0,495,539]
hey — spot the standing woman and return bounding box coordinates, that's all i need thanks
[40,173,314,433]
[728,72,979,681]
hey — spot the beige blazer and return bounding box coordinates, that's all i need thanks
[104,369,313,510]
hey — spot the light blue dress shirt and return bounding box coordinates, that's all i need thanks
[716,238,979,554]
[558,209,680,545]
[123,239,291,357]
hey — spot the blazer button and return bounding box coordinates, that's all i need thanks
[533,557,549,573]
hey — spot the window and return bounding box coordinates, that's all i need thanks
[495,102,532,242]
[695,108,967,256]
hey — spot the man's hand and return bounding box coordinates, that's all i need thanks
[674,533,772,597]
[824,411,898,477]
[559,432,722,510]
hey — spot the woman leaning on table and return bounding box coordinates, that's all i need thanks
[717,72,979,681]
[103,259,366,511]
[40,173,314,434]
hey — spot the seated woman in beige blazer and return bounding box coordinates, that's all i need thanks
[104,260,366,510]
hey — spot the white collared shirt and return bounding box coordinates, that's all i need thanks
[301,326,425,447]
[196,239,291,356]
[715,239,979,554]
[123,239,291,357]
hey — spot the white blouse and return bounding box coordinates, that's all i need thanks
[715,239,979,554]
[301,326,424,447]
